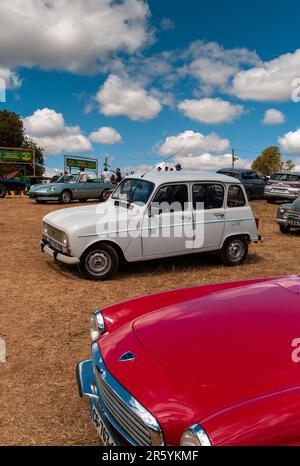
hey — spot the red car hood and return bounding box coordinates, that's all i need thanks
[100,278,300,445]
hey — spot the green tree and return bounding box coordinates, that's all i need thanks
[0,109,45,178]
[251,146,294,175]
[0,109,24,147]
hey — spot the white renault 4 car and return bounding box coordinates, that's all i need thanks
[41,171,262,280]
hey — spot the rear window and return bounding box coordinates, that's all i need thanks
[227,185,246,207]
[271,173,300,182]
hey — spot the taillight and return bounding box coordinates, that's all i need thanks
[255,218,259,229]
[289,183,300,188]
[266,180,275,185]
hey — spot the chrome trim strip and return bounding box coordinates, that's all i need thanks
[91,342,164,446]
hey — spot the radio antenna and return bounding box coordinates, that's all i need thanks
[141,147,185,178]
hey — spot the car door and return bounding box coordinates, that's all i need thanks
[192,183,226,250]
[141,183,193,257]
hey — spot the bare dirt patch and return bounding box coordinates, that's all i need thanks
[0,197,298,445]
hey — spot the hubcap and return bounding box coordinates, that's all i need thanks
[86,250,111,276]
[62,192,70,203]
[227,240,244,262]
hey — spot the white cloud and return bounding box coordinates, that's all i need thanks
[279,128,300,155]
[23,108,91,155]
[175,152,251,171]
[96,74,162,120]
[262,108,285,125]
[44,167,64,178]
[0,67,21,89]
[231,49,300,102]
[89,126,122,144]
[0,0,151,74]
[178,98,244,124]
[180,41,261,94]
[158,130,230,156]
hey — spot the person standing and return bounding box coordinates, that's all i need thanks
[115,168,122,183]
[79,168,89,182]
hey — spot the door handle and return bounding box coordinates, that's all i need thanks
[214,213,224,218]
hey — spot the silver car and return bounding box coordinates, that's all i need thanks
[264,172,300,203]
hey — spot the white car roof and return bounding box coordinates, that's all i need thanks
[129,170,241,185]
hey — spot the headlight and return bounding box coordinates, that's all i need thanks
[180,424,212,446]
[43,222,48,235]
[279,206,286,214]
[90,310,105,342]
[62,232,68,246]
[49,187,57,192]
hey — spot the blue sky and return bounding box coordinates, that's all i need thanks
[1,0,300,175]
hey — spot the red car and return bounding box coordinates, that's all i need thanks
[76,275,300,446]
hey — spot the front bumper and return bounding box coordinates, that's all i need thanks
[40,240,80,265]
[29,191,59,201]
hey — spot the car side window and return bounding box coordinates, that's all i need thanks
[193,184,224,210]
[227,185,246,207]
[152,184,188,211]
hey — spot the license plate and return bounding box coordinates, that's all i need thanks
[49,238,63,252]
[91,403,117,446]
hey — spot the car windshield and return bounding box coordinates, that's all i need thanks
[271,173,300,182]
[56,175,79,183]
[112,178,155,205]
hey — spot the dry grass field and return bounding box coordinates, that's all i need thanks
[0,196,299,445]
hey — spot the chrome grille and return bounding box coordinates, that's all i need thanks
[92,343,164,446]
[45,223,65,244]
[96,370,152,445]
[288,211,300,220]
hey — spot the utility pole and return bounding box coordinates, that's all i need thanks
[103,156,110,171]
[232,148,238,169]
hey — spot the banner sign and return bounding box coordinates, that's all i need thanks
[0,148,33,163]
[65,157,97,170]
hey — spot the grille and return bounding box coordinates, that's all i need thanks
[45,224,65,244]
[95,368,152,446]
[288,211,300,220]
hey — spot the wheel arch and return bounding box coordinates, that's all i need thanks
[81,239,126,263]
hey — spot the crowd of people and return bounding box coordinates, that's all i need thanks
[156,163,182,172]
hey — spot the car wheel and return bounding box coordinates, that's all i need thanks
[79,243,119,280]
[100,190,111,202]
[0,184,7,198]
[221,237,248,266]
[280,224,291,234]
[59,190,72,204]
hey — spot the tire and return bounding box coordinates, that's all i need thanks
[59,190,72,204]
[267,198,276,204]
[79,243,119,280]
[221,236,248,266]
[100,190,111,202]
[36,200,47,204]
[0,184,7,198]
[246,189,251,201]
[280,224,291,234]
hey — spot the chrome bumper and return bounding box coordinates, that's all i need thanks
[40,241,80,265]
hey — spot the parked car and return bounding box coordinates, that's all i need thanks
[28,174,113,204]
[217,168,267,200]
[275,197,300,234]
[76,275,300,446]
[0,178,28,198]
[264,172,300,203]
[40,171,262,279]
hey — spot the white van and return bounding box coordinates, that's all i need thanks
[41,171,262,280]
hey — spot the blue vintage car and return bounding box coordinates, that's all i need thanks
[28,174,114,204]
